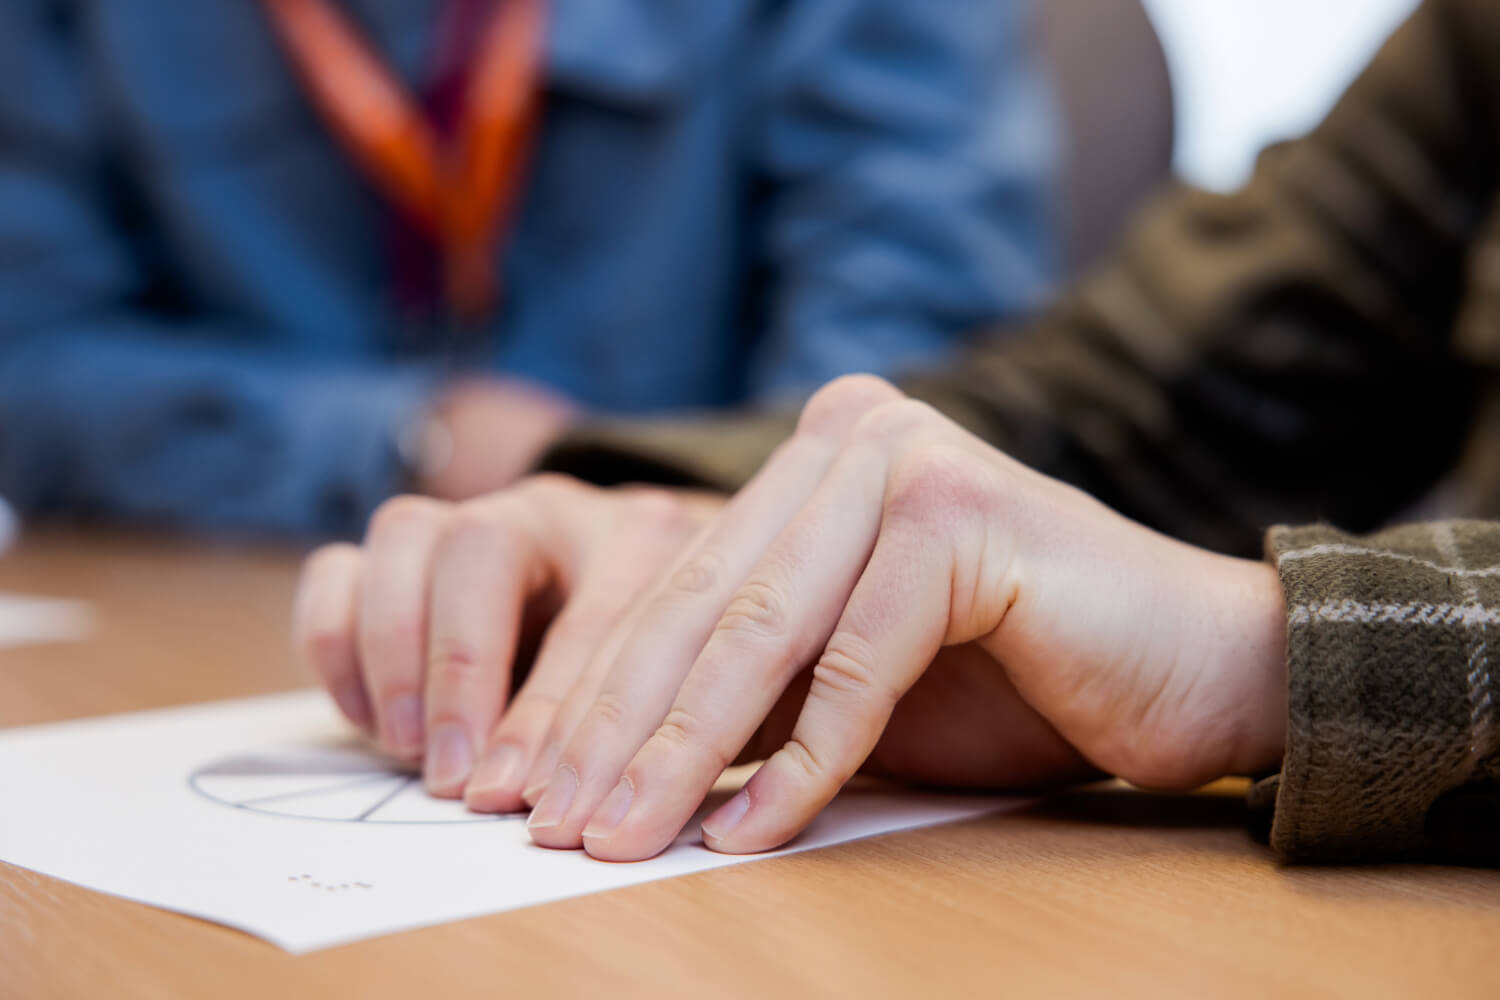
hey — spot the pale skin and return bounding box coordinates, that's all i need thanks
[418,377,579,502]
[293,375,1289,861]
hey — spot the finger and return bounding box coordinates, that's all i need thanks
[516,531,688,810]
[516,599,635,805]
[523,430,851,848]
[701,491,959,854]
[512,500,703,808]
[357,495,451,761]
[579,445,890,860]
[292,543,373,733]
[465,492,695,812]
[515,380,900,811]
[422,497,550,797]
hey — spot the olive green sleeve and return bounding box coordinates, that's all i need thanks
[1249,520,1500,865]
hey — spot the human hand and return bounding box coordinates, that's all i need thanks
[292,476,721,804]
[295,375,1288,861]
[508,376,1288,860]
[412,377,578,502]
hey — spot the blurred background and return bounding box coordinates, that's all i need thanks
[0,0,1425,548]
[1143,0,1419,191]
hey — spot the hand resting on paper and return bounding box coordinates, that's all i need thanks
[293,376,1288,861]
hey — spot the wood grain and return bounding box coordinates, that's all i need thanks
[1,530,1497,999]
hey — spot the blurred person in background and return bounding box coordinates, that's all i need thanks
[0,0,1057,537]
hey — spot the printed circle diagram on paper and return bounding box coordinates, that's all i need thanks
[189,747,514,824]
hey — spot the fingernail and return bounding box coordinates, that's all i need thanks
[333,679,374,731]
[527,765,578,830]
[701,789,751,844]
[582,777,635,841]
[424,724,473,792]
[385,695,424,757]
[466,744,524,801]
[521,744,561,804]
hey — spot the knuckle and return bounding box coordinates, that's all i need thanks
[885,444,998,526]
[510,475,577,513]
[813,632,897,709]
[367,494,447,540]
[439,502,521,554]
[780,737,833,784]
[623,488,691,535]
[584,692,628,731]
[301,625,353,678]
[716,579,788,641]
[850,398,940,447]
[368,674,418,705]
[292,546,360,653]
[798,375,904,439]
[667,550,725,598]
[518,474,592,522]
[301,542,359,580]
[521,472,582,499]
[426,636,487,690]
[654,707,705,755]
[364,614,424,659]
[653,707,730,769]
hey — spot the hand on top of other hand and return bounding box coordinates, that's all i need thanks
[294,375,1288,861]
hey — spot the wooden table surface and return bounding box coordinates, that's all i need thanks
[2,530,1498,999]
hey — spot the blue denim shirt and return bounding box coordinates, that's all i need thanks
[0,0,1058,536]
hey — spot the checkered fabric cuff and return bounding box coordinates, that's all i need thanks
[1252,522,1500,862]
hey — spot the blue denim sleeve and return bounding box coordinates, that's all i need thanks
[747,0,1061,399]
[0,2,435,538]
[0,327,437,539]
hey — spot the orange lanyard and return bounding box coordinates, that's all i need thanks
[261,0,546,324]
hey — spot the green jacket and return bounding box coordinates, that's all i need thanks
[544,0,1500,864]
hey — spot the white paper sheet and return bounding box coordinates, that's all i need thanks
[0,593,94,648]
[0,691,1026,952]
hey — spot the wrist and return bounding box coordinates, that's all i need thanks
[1220,558,1289,776]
